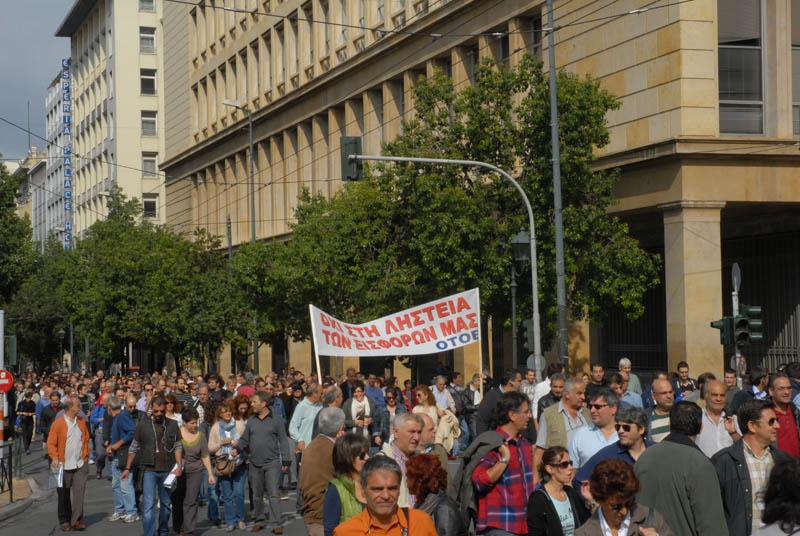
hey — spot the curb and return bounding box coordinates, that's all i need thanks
[0,477,44,522]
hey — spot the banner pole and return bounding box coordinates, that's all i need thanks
[309,305,323,381]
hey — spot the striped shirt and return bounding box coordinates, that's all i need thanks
[650,412,670,443]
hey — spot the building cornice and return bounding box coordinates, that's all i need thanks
[55,0,100,37]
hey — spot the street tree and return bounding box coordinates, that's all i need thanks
[0,158,37,305]
[60,188,243,367]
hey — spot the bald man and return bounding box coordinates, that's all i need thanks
[695,380,740,457]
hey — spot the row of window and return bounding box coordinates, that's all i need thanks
[718,0,800,135]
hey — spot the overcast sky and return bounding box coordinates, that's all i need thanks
[0,1,71,162]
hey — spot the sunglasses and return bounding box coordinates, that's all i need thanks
[357,451,369,461]
[589,403,608,410]
[607,499,635,512]
[759,418,778,426]
[548,460,573,469]
[385,396,395,400]
[614,423,634,432]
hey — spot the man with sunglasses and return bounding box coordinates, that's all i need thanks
[568,388,619,469]
[712,399,793,536]
[572,406,652,492]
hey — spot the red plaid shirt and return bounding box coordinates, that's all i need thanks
[472,427,534,535]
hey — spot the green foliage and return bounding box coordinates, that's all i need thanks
[239,56,660,345]
[45,188,243,364]
[0,158,37,305]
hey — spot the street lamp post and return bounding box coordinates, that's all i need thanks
[223,98,259,375]
[348,153,544,365]
[58,328,66,372]
[510,230,530,369]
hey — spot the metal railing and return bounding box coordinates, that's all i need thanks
[0,442,12,502]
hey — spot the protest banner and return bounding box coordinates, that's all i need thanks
[309,289,481,375]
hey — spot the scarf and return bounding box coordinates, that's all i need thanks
[417,490,441,516]
[218,417,239,458]
[351,398,370,438]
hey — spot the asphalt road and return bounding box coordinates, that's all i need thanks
[1,437,310,535]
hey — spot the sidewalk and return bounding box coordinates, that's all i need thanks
[0,476,40,521]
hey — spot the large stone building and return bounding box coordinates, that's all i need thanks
[161,0,800,380]
[55,0,167,239]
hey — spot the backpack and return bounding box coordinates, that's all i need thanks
[449,430,504,530]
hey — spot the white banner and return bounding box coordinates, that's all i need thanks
[309,289,481,357]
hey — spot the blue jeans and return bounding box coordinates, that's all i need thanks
[218,464,247,526]
[112,459,137,516]
[142,471,172,536]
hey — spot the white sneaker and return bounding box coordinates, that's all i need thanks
[88,459,95,465]
[108,512,124,522]
[122,514,140,523]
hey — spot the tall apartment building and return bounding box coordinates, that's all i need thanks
[162,0,800,379]
[34,72,74,251]
[55,0,166,239]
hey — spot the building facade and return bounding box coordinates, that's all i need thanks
[55,0,166,238]
[162,0,800,379]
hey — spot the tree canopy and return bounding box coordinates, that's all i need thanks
[237,56,661,346]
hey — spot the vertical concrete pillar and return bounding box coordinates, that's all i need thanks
[660,201,725,377]
[288,339,313,378]
[453,342,482,389]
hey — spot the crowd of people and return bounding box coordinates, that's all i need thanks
[5,358,800,536]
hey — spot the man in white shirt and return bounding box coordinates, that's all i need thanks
[696,380,740,457]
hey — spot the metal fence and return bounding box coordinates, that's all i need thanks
[0,442,12,502]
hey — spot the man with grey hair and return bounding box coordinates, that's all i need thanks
[311,385,343,438]
[47,395,91,531]
[619,357,642,394]
[333,456,436,535]
[380,412,423,507]
[298,407,346,536]
[568,388,620,469]
[533,377,589,485]
[432,374,457,414]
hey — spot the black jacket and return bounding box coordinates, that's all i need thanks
[527,486,590,536]
[425,490,467,536]
[711,439,794,536]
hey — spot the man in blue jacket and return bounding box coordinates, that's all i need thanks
[107,395,139,522]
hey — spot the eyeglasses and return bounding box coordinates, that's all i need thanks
[614,423,634,432]
[548,460,573,469]
[589,403,608,410]
[607,499,635,512]
[358,451,369,461]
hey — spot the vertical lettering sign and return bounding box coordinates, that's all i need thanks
[61,58,73,249]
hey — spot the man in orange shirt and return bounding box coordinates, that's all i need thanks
[47,395,91,532]
[333,456,435,536]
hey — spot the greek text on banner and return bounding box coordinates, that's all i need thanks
[309,288,481,357]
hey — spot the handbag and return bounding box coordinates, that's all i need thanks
[214,455,237,478]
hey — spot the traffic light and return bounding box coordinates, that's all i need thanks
[522,319,534,351]
[734,304,763,347]
[340,136,363,181]
[710,316,733,346]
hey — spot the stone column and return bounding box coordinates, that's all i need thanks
[660,201,725,377]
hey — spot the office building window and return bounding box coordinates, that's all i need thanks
[142,193,159,218]
[140,27,156,53]
[718,0,763,134]
[140,69,156,95]
[141,111,157,136]
[142,152,158,176]
[139,0,155,11]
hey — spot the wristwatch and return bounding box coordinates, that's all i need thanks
[498,457,509,464]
